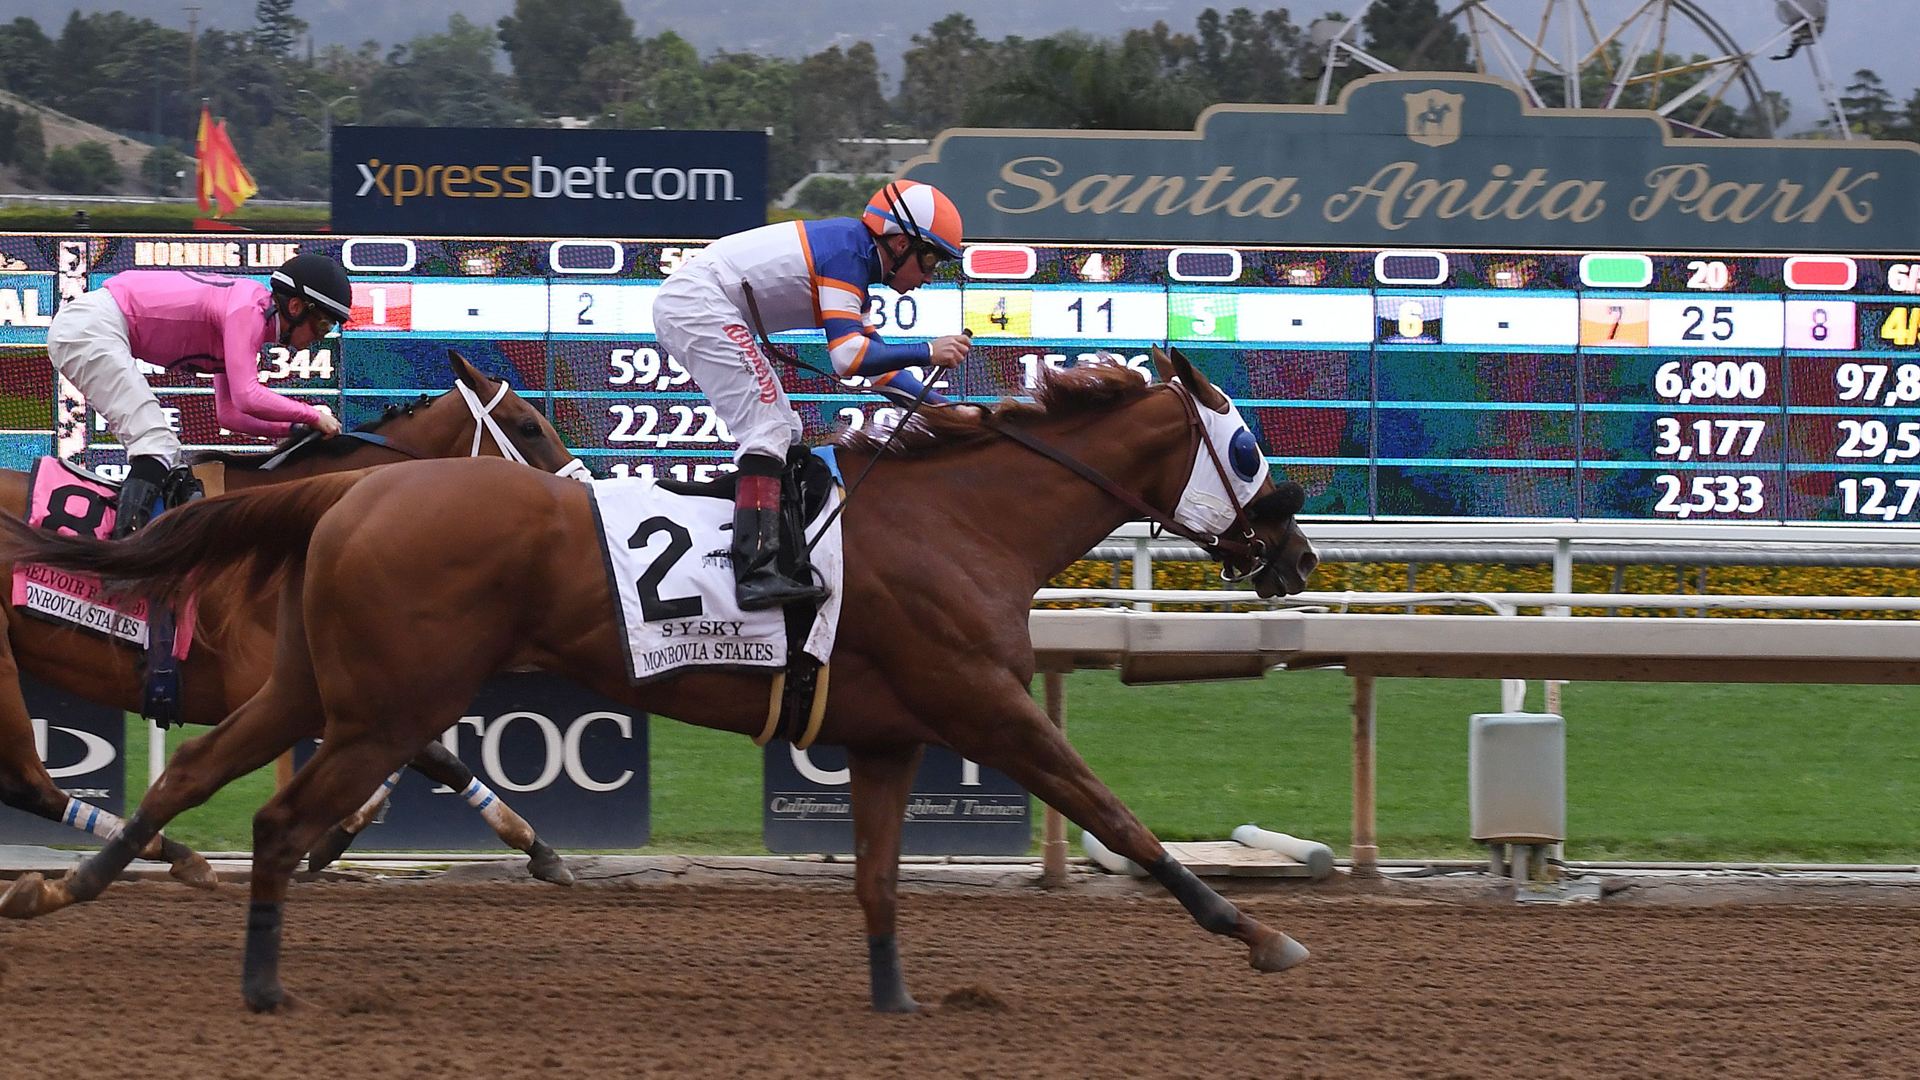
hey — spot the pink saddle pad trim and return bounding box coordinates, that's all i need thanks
[11,457,195,659]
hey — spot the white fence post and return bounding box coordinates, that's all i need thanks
[148,717,164,786]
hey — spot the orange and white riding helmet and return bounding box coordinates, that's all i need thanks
[862,180,964,261]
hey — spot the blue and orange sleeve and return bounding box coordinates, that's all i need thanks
[810,227,930,377]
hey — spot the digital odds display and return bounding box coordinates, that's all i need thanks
[3,233,1920,524]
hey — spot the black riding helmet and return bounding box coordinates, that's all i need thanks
[269,253,353,326]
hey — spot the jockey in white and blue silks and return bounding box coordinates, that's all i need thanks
[652,180,970,611]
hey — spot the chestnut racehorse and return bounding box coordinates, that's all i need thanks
[0,350,1319,1013]
[0,352,583,888]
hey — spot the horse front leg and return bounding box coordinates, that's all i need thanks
[848,742,925,1013]
[921,671,1309,975]
[245,734,420,1013]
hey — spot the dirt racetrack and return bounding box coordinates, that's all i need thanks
[1,877,1916,1079]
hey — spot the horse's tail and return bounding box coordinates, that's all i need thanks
[0,469,371,600]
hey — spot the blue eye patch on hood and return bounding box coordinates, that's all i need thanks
[1228,427,1263,483]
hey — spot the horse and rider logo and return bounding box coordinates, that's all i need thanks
[1404,89,1464,147]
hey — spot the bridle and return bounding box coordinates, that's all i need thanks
[454,379,593,480]
[975,382,1290,584]
[261,382,591,480]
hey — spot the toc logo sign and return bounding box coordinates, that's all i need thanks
[332,127,767,238]
[298,673,649,849]
[0,676,124,846]
[764,741,1031,855]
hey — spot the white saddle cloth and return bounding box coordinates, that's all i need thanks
[590,476,843,684]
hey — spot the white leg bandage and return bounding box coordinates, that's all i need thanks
[62,797,127,841]
[460,777,535,849]
[342,771,402,834]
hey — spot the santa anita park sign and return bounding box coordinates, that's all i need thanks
[901,73,1920,252]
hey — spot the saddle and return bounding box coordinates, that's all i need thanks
[658,446,839,746]
[13,458,214,727]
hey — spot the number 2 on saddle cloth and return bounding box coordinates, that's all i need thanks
[10,457,199,725]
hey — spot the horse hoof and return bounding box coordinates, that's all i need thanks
[0,873,45,919]
[171,853,219,891]
[1248,932,1310,973]
[306,825,357,874]
[525,841,573,886]
[872,995,921,1015]
[244,982,303,1014]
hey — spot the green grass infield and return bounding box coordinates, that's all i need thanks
[124,670,1920,864]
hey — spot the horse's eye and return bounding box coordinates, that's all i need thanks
[518,419,543,438]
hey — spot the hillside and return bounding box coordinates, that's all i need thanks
[0,88,161,197]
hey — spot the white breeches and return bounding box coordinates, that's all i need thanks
[45,289,181,462]
[652,271,803,464]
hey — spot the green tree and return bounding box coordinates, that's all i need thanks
[13,109,42,175]
[1363,0,1470,71]
[0,105,21,164]
[0,17,52,100]
[1193,7,1312,103]
[1891,86,1920,143]
[791,174,889,217]
[792,43,889,172]
[253,0,307,59]
[364,16,527,127]
[594,31,712,128]
[1841,69,1895,138]
[971,31,1208,130]
[44,140,122,193]
[897,13,1001,135]
[701,51,803,186]
[497,0,633,115]
[140,143,189,195]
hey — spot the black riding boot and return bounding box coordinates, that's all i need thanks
[732,454,827,612]
[110,455,169,540]
[162,465,205,508]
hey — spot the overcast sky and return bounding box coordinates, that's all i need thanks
[11,1,1911,133]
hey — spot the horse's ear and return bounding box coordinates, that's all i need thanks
[1150,344,1177,385]
[449,349,492,393]
[1169,346,1228,411]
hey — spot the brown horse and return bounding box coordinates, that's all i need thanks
[0,349,1319,1013]
[0,351,582,889]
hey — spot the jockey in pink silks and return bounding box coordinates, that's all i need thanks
[45,253,353,537]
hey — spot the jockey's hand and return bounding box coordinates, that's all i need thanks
[310,404,343,437]
[927,333,972,368]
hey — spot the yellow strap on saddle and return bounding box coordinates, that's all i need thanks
[753,664,830,749]
[191,462,226,498]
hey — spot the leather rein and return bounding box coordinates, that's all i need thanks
[975,383,1277,580]
[258,381,592,481]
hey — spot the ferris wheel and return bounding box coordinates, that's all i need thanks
[1310,0,1852,139]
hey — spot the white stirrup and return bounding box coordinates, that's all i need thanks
[455,379,593,482]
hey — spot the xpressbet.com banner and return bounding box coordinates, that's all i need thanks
[332,127,767,238]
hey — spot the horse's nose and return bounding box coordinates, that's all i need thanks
[1296,547,1319,582]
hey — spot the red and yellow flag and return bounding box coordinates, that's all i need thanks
[195,104,258,218]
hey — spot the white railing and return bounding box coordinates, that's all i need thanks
[1036,588,1920,617]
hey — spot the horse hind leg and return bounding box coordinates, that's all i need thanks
[2,654,326,921]
[922,673,1308,975]
[0,636,212,906]
[400,739,573,886]
[848,742,925,1013]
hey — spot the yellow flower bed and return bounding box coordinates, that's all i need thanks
[1044,560,1920,619]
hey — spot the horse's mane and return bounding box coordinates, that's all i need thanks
[190,393,437,471]
[836,361,1155,459]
